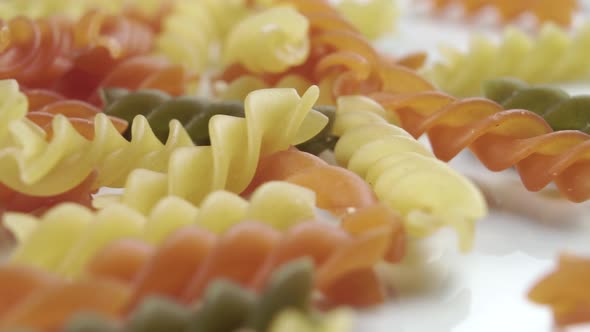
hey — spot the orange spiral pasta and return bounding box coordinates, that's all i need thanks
[0,10,159,99]
[216,0,430,104]
[370,90,590,202]
[528,254,590,326]
[427,0,579,26]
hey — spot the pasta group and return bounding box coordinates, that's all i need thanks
[424,23,590,97]
[483,78,590,133]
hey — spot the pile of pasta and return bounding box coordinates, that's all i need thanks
[0,0,588,330]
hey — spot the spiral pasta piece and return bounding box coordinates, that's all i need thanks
[223,6,310,73]
[0,259,352,331]
[332,95,487,251]
[269,308,353,332]
[0,79,194,196]
[528,254,590,326]
[426,0,578,26]
[335,0,399,40]
[371,85,590,203]
[483,78,590,133]
[425,23,590,97]
[155,0,252,73]
[6,181,318,277]
[101,88,337,155]
[0,11,155,90]
[216,0,431,105]
[117,86,328,212]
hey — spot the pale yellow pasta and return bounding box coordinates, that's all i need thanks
[0,0,162,19]
[335,0,399,39]
[5,181,318,278]
[269,309,354,332]
[0,79,194,196]
[215,74,313,102]
[424,23,590,97]
[156,0,253,73]
[118,86,327,213]
[223,6,310,73]
[332,96,487,251]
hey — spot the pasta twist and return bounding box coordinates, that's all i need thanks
[223,6,310,73]
[332,95,487,251]
[528,254,590,326]
[155,0,253,73]
[0,79,194,196]
[86,221,396,307]
[215,0,431,105]
[6,182,318,278]
[102,88,337,153]
[370,87,590,203]
[425,0,579,26]
[483,78,590,133]
[335,0,399,40]
[116,86,328,212]
[424,23,590,97]
[0,11,154,90]
[0,259,352,332]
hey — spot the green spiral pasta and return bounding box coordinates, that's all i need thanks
[6,181,317,278]
[331,95,487,251]
[115,86,327,212]
[102,88,337,154]
[37,259,352,332]
[424,23,590,97]
[483,78,590,133]
[223,6,310,73]
[0,79,194,196]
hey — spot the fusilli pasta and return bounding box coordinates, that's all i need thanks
[483,78,590,133]
[333,95,487,251]
[424,23,590,97]
[116,86,327,212]
[6,182,318,277]
[528,254,590,326]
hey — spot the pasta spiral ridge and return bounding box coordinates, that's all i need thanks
[155,0,253,73]
[332,95,487,251]
[370,88,590,203]
[528,254,590,327]
[6,181,318,278]
[0,79,194,196]
[483,78,590,133]
[102,88,337,153]
[424,0,578,26]
[116,86,328,213]
[424,23,590,97]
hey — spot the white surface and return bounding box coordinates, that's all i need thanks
[355,5,590,332]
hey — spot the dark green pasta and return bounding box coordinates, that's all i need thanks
[101,88,338,154]
[61,258,314,332]
[483,78,590,133]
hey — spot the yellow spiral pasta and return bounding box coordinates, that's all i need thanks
[332,96,487,251]
[335,0,400,39]
[223,6,310,73]
[5,181,317,278]
[117,85,327,213]
[424,23,590,97]
[0,79,194,196]
[155,0,253,73]
[269,308,354,332]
